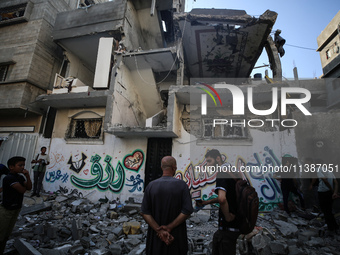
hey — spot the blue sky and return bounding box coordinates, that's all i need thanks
[185,0,339,79]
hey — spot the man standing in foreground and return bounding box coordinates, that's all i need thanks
[141,156,193,255]
[205,149,241,255]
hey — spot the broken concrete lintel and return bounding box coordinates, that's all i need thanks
[14,238,42,255]
[174,12,253,23]
[174,10,277,29]
[20,202,52,216]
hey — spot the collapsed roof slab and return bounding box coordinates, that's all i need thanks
[174,9,277,81]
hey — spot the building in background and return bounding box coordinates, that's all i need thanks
[0,0,110,166]
[317,10,340,108]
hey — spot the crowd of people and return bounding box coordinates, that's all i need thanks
[0,148,339,255]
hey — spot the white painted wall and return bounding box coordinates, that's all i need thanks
[173,125,297,211]
[43,134,147,203]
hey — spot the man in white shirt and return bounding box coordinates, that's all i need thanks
[31,147,50,197]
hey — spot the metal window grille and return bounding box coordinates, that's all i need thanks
[68,118,102,139]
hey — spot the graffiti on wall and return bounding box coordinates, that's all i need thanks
[71,154,125,193]
[126,174,144,192]
[56,186,83,198]
[175,163,217,190]
[47,149,145,195]
[246,146,282,211]
[45,170,69,183]
[68,153,87,173]
[48,152,65,169]
[177,147,283,211]
[123,150,144,172]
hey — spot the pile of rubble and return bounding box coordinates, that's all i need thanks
[4,193,340,255]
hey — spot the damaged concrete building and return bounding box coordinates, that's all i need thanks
[1,0,340,212]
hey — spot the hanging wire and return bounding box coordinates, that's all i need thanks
[285,44,316,51]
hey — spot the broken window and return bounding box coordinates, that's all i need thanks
[0,65,9,81]
[0,3,31,26]
[202,118,246,139]
[326,49,331,60]
[68,118,102,139]
[160,10,175,45]
[0,4,26,21]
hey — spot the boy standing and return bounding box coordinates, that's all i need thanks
[0,156,32,254]
[31,147,50,197]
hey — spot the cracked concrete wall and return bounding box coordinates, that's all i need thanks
[112,63,147,127]
[136,8,164,50]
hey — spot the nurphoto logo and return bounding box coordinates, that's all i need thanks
[198,84,312,128]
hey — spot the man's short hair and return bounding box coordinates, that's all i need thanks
[7,156,26,168]
[41,146,47,150]
[205,149,221,160]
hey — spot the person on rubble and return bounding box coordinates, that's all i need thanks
[31,146,50,197]
[280,156,305,215]
[141,156,193,255]
[205,149,242,255]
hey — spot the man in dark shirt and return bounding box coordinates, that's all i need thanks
[141,156,193,255]
[205,149,241,255]
[0,156,32,254]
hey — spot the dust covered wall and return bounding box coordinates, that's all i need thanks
[172,124,297,212]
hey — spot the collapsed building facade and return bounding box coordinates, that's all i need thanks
[1,0,339,210]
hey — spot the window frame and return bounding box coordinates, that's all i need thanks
[65,112,104,144]
[202,117,247,139]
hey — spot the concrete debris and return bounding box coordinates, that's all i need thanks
[14,238,42,255]
[4,194,340,255]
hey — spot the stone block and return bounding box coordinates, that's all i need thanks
[108,211,118,219]
[71,219,79,240]
[123,204,142,212]
[270,240,288,254]
[69,244,84,255]
[109,243,122,255]
[123,221,141,235]
[128,209,138,216]
[14,238,42,255]
[275,220,299,237]
[298,229,318,242]
[113,227,123,237]
[288,246,305,255]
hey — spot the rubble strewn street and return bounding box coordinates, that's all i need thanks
[4,192,340,255]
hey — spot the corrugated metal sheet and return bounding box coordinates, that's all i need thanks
[0,133,38,173]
